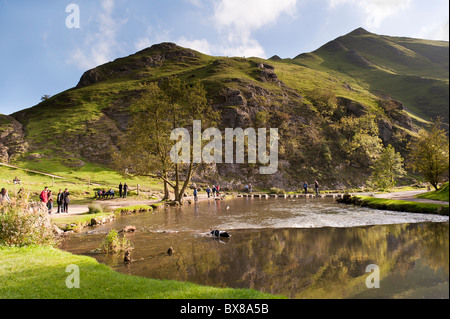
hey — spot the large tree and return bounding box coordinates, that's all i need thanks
[115,77,217,203]
[407,118,449,190]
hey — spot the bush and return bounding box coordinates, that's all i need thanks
[99,229,133,253]
[269,187,285,194]
[88,203,112,215]
[0,198,57,247]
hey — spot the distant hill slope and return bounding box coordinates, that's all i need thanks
[291,28,449,123]
[3,29,448,190]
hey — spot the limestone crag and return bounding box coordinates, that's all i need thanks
[0,114,28,163]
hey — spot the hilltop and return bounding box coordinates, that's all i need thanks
[1,28,449,190]
[291,27,449,123]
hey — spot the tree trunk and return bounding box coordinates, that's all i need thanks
[178,162,194,203]
[163,179,170,201]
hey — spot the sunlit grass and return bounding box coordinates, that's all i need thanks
[0,246,284,299]
[416,182,449,202]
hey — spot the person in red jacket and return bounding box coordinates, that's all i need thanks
[40,186,48,204]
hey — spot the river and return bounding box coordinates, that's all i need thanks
[60,197,449,299]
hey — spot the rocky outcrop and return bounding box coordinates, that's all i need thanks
[77,43,199,88]
[257,63,281,83]
[337,97,368,117]
[65,113,123,165]
[0,114,28,163]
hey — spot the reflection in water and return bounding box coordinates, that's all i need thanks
[60,198,449,299]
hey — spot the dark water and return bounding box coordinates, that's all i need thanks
[60,197,449,299]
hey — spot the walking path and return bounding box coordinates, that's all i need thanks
[49,194,212,218]
[372,190,449,205]
[0,162,65,179]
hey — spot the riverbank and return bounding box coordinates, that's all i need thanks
[0,245,283,299]
[50,193,232,233]
[338,194,449,216]
[50,189,450,234]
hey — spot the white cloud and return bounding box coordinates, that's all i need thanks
[134,25,172,51]
[68,0,126,70]
[417,19,449,41]
[212,0,298,57]
[177,37,212,54]
[329,0,412,29]
[214,0,297,31]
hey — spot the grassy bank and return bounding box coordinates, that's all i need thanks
[353,196,449,215]
[416,182,449,202]
[0,245,283,299]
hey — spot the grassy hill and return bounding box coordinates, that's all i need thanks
[1,29,448,191]
[291,28,449,123]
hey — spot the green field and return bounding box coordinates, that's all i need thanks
[0,245,282,299]
[0,160,164,204]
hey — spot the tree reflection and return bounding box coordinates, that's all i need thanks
[111,222,448,299]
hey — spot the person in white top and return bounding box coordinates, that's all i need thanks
[1,188,11,204]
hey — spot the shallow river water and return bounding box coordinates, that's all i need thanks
[60,197,449,299]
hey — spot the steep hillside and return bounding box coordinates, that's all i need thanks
[4,29,447,190]
[291,28,449,123]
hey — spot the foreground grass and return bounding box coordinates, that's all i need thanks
[354,196,449,216]
[416,183,449,202]
[0,245,284,299]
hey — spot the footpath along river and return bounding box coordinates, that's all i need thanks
[60,196,449,298]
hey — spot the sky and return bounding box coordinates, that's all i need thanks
[0,0,448,115]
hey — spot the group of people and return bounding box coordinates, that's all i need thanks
[40,187,70,214]
[204,185,221,199]
[118,182,129,198]
[244,184,253,193]
[97,188,115,198]
[303,180,320,195]
[95,183,129,199]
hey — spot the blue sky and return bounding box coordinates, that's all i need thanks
[0,0,448,115]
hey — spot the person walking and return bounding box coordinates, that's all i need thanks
[63,188,70,214]
[249,184,252,193]
[216,185,220,196]
[314,180,319,195]
[56,189,64,214]
[119,182,123,198]
[212,186,216,198]
[0,188,11,204]
[303,181,308,194]
[123,183,128,198]
[193,187,198,202]
[47,190,54,214]
[206,186,211,198]
[40,186,48,204]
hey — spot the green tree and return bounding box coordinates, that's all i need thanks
[339,114,383,166]
[114,77,217,203]
[114,82,173,200]
[407,118,449,190]
[369,144,406,190]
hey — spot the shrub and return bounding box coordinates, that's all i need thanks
[88,203,112,215]
[99,229,133,253]
[269,187,285,195]
[0,197,57,247]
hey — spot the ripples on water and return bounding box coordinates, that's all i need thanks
[60,197,449,299]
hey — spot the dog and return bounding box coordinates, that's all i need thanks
[210,230,230,238]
